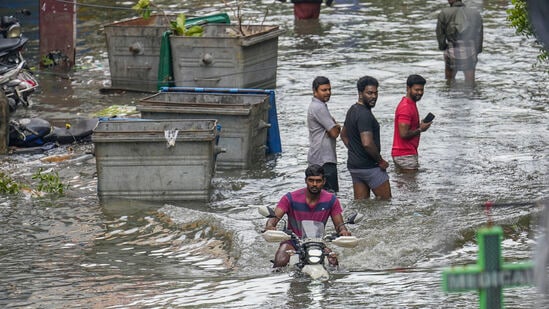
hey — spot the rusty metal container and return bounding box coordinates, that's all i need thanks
[169,24,284,89]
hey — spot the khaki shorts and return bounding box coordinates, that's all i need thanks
[393,155,419,170]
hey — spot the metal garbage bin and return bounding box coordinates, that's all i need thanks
[137,91,271,169]
[103,14,231,92]
[169,24,284,89]
[92,119,220,202]
[104,15,171,92]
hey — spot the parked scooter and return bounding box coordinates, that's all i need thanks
[9,117,99,149]
[0,9,38,113]
[258,206,362,281]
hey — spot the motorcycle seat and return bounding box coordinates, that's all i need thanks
[49,118,100,144]
[0,37,26,51]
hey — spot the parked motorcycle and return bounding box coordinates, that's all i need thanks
[9,117,99,150]
[0,9,38,113]
[258,206,362,281]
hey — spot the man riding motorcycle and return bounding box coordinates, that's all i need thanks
[264,164,352,268]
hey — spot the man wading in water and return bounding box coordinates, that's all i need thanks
[276,0,334,20]
[307,76,341,194]
[341,76,392,200]
[436,0,483,86]
[391,75,433,172]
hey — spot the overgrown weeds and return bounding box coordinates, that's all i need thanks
[0,168,68,197]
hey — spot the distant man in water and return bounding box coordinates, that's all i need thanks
[264,164,351,268]
[436,0,483,86]
[391,75,432,172]
[276,0,334,20]
[307,76,341,193]
[341,76,392,200]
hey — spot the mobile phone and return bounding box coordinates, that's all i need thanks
[423,112,435,123]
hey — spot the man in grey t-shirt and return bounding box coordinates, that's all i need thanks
[307,76,341,193]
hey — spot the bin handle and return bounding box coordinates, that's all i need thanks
[201,53,214,65]
[257,120,271,130]
[129,42,143,55]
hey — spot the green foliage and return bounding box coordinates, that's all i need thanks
[32,168,67,196]
[0,172,21,194]
[132,0,152,19]
[507,0,549,62]
[40,55,55,67]
[132,1,203,37]
[171,13,186,35]
[170,14,204,36]
[0,169,68,197]
[507,0,533,37]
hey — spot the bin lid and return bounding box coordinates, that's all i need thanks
[92,119,219,143]
[138,92,269,113]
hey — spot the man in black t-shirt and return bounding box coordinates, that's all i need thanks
[341,76,392,200]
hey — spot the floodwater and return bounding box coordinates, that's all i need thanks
[1,0,548,308]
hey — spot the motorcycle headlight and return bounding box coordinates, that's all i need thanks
[306,248,323,264]
[7,24,21,38]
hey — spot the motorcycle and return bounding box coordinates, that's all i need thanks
[258,206,362,281]
[9,117,99,152]
[0,9,38,113]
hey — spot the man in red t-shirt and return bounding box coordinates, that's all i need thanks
[391,75,433,172]
[264,164,352,267]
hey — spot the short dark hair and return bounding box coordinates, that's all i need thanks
[312,76,330,91]
[305,164,325,178]
[357,76,379,92]
[406,74,427,87]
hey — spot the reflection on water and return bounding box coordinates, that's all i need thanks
[293,19,323,36]
[1,0,547,307]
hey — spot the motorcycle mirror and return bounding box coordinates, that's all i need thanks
[258,206,276,218]
[345,212,363,224]
[331,236,359,248]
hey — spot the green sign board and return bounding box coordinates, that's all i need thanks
[442,226,534,309]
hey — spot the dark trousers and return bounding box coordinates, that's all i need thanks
[322,162,339,193]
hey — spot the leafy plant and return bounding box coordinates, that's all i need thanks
[0,172,21,194]
[32,168,67,196]
[132,0,153,19]
[507,0,548,62]
[40,55,55,67]
[132,0,203,37]
[170,14,204,36]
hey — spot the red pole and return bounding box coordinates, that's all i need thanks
[39,0,76,69]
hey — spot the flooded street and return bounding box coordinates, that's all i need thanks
[1,0,547,307]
